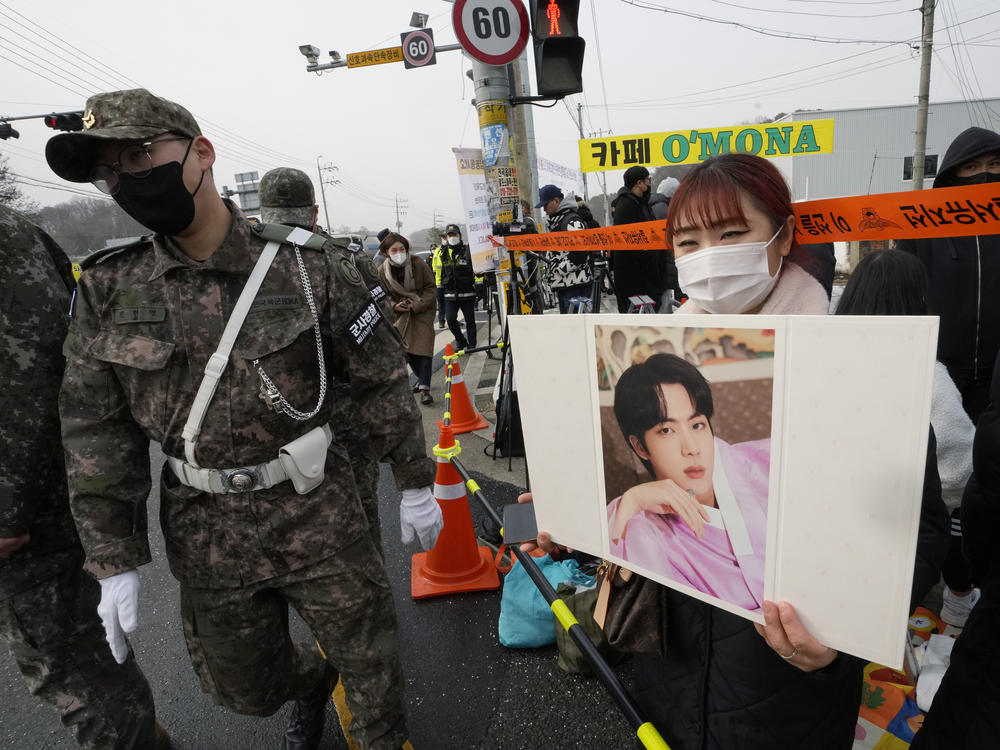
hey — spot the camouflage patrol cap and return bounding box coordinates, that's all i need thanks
[45,88,201,183]
[259,167,317,228]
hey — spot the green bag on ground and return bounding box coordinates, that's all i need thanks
[554,581,624,674]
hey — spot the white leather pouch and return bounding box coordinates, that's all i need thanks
[278,425,332,495]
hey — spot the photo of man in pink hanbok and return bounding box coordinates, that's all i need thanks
[606,353,770,613]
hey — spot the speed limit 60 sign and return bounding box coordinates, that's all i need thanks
[453,0,529,66]
[401,28,437,69]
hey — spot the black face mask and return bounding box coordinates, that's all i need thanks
[949,171,1000,187]
[113,158,205,236]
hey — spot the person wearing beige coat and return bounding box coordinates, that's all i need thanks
[378,232,438,404]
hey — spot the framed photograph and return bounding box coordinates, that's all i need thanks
[507,313,939,668]
[597,324,776,617]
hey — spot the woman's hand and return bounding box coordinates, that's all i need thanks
[610,479,710,543]
[754,600,837,672]
[515,492,566,555]
[393,299,411,313]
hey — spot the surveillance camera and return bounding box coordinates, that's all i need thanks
[328,50,342,62]
[298,44,321,64]
[410,12,429,28]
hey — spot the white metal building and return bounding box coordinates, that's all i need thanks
[773,98,1000,200]
[772,98,1000,269]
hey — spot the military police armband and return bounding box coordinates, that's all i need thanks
[369,284,387,303]
[346,297,384,348]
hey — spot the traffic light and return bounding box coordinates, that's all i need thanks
[0,122,18,140]
[43,112,84,132]
[532,0,585,98]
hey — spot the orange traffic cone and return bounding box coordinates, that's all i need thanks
[411,422,500,599]
[443,344,489,434]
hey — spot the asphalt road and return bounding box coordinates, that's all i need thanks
[0,451,637,750]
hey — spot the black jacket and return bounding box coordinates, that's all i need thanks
[911,352,1000,749]
[897,127,1000,383]
[612,191,677,308]
[576,202,600,229]
[914,428,951,609]
[631,593,864,750]
[630,426,946,750]
[545,196,594,289]
[440,243,477,298]
[649,192,671,221]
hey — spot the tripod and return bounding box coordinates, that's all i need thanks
[492,253,529,481]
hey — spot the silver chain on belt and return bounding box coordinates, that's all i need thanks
[253,245,326,421]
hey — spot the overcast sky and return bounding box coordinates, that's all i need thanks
[3,0,999,232]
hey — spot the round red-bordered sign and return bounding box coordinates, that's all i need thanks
[401,29,436,68]
[452,0,529,66]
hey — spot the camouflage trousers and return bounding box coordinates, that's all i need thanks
[0,558,158,749]
[180,535,406,750]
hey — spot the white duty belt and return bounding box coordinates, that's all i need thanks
[166,424,333,494]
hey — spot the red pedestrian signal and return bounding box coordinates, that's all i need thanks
[547,0,562,36]
[531,0,585,97]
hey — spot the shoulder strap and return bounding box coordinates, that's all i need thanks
[253,222,328,251]
[180,226,314,466]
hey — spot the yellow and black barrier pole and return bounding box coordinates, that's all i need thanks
[447,454,671,750]
[444,341,506,359]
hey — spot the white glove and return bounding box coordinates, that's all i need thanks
[97,570,140,664]
[400,487,444,550]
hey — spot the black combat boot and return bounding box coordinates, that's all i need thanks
[283,664,336,750]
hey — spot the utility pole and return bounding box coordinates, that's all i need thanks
[316,155,331,230]
[395,193,408,231]
[510,53,540,221]
[911,0,935,190]
[576,103,589,201]
[470,57,520,321]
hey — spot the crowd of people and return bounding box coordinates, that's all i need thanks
[2,81,1000,750]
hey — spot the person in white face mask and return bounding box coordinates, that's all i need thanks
[376,232,438,405]
[669,154,829,316]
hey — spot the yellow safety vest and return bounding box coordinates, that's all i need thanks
[431,245,444,285]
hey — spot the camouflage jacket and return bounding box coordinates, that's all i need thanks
[325,236,392,454]
[0,205,83,598]
[61,206,434,588]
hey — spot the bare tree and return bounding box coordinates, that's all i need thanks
[0,155,39,214]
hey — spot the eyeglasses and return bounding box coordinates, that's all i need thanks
[90,136,191,195]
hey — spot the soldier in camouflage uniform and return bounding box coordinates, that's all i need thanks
[258,167,389,552]
[0,205,168,749]
[46,89,442,750]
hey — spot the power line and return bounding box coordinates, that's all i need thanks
[0,1,143,89]
[589,0,613,134]
[708,0,915,19]
[946,0,995,128]
[618,0,909,44]
[584,41,896,108]
[0,51,89,98]
[787,0,909,4]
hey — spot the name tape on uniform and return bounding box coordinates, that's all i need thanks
[578,119,834,173]
[504,183,1000,252]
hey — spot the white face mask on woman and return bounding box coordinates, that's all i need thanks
[447,235,461,246]
[675,226,783,314]
[389,252,408,266]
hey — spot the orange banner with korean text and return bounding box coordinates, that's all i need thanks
[504,183,1000,252]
